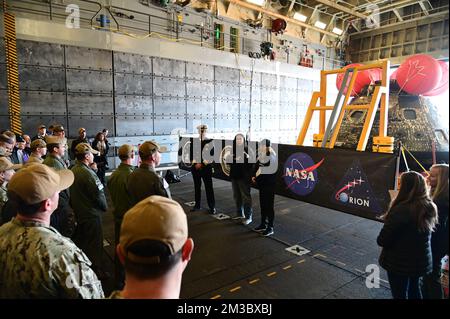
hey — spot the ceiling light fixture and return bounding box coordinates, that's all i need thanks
[332,27,343,35]
[314,21,327,29]
[293,12,308,22]
[246,0,265,6]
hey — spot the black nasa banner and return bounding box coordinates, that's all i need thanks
[178,137,398,221]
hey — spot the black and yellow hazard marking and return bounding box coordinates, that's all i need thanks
[3,7,22,134]
[266,271,277,277]
[282,265,292,270]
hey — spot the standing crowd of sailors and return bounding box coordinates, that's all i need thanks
[0,122,447,300]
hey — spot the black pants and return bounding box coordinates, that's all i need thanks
[387,271,422,299]
[259,186,275,228]
[73,217,104,272]
[96,167,106,185]
[422,257,445,299]
[114,219,125,289]
[192,166,215,210]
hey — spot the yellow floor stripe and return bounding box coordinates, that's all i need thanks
[297,259,306,264]
[229,286,241,293]
[210,295,221,299]
[267,271,277,277]
[249,278,260,285]
[283,265,292,270]
[313,254,327,258]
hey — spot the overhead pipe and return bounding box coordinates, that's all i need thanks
[227,0,338,37]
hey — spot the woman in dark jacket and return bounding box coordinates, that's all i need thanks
[251,139,278,237]
[229,134,253,224]
[423,164,449,299]
[377,171,438,299]
[91,132,108,185]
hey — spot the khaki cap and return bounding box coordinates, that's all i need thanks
[139,141,167,158]
[0,157,21,172]
[45,135,66,145]
[78,127,86,134]
[196,124,208,131]
[30,139,46,151]
[0,134,15,145]
[53,125,65,133]
[118,144,135,158]
[8,164,74,205]
[75,143,99,155]
[120,196,188,264]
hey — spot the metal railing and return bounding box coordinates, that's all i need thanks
[3,0,344,69]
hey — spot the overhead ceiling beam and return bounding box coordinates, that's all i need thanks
[287,0,296,14]
[369,0,420,13]
[309,0,368,19]
[349,9,447,36]
[321,15,335,44]
[227,0,338,37]
[393,8,404,21]
[309,5,320,23]
[419,1,430,15]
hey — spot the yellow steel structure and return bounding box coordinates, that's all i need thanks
[296,60,394,153]
[2,0,22,134]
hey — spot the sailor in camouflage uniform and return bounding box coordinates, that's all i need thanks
[0,164,104,298]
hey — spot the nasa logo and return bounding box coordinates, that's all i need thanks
[283,153,324,196]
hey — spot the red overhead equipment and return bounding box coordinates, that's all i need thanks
[396,54,442,95]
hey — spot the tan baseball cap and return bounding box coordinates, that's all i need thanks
[53,125,65,133]
[45,135,66,145]
[7,164,74,204]
[0,157,21,172]
[139,141,167,158]
[30,139,46,151]
[78,127,86,134]
[120,196,188,264]
[75,143,99,155]
[118,144,135,158]
[0,134,15,145]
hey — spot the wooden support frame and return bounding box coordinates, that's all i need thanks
[296,60,393,153]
